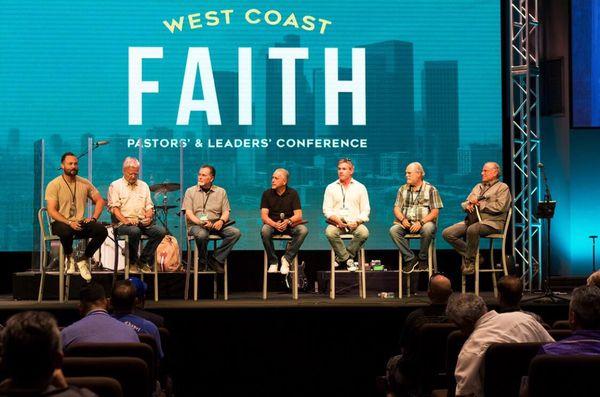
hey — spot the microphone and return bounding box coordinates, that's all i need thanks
[95,140,109,147]
[537,162,544,168]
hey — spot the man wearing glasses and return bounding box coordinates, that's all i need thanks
[323,158,370,272]
[44,152,107,281]
[390,162,443,272]
[442,162,511,274]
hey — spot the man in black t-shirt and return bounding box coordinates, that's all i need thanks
[260,168,308,275]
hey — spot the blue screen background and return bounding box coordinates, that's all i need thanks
[0,0,501,251]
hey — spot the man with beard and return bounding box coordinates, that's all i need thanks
[44,152,107,281]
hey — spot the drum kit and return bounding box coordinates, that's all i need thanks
[149,182,181,233]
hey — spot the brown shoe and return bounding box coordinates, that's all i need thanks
[461,260,475,275]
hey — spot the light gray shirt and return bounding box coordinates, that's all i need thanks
[182,184,230,224]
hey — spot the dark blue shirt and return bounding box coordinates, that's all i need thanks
[539,329,600,355]
[113,313,164,358]
[61,309,139,350]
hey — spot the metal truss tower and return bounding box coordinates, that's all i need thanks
[509,0,542,291]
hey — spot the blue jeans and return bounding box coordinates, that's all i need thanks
[116,224,167,264]
[189,225,241,264]
[260,224,309,265]
[325,224,369,263]
[389,222,437,262]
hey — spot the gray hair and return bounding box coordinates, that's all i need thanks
[406,162,425,176]
[122,157,140,169]
[587,270,600,288]
[570,285,600,329]
[485,161,501,177]
[446,293,487,330]
[274,168,289,182]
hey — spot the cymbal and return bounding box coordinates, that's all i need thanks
[149,182,180,192]
[155,205,177,210]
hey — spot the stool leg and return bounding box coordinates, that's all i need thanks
[113,232,118,289]
[398,251,402,299]
[490,239,498,297]
[59,246,65,302]
[293,256,298,300]
[358,250,363,299]
[193,248,199,301]
[184,239,191,300]
[38,243,47,302]
[360,248,366,299]
[224,260,228,301]
[262,250,268,300]
[124,236,130,280]
[154,257,159,302]
[428,242,434,279]
[461,258,466,294]
[213,241,218,300]
[501,237,508,276]
[407,271,411,296]
[330,249,335,300]
[475,250,480,296]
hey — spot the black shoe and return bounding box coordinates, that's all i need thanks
[402,257,419,273]
[208,257,225,274]
[417,259,429,271]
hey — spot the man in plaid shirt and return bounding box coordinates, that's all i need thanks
[389,162,443,272]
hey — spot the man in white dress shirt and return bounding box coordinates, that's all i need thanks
[322,158,370,272]
[107,157,166,273]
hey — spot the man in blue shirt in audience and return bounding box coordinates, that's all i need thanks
[111,279,164,359]
[539,285,600,355]
[61,281,139,350]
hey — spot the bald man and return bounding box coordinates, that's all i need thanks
[386,274,453,395]
[260,168,308,275]
[442,162,511,275]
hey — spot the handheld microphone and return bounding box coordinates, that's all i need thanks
[95,140,110,147]
[537,162,544,168]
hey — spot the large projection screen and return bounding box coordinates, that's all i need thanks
[0,1,502,251]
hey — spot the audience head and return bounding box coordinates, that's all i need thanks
[587,270,600,288]
[79,281,108,315]
[569,285,600,330]
[497,275,523,309]
[446,293,488,334]
[427,273,452,304]
[2,311,62,388]
[110,279,137,314]
[128,277,148,306]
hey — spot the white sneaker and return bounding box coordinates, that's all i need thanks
[280,256,291,275]
[347,259,358,272]
[76,259,92,282]
[66,256,76,275]
[267,264,279,273]
[334,261,340,268]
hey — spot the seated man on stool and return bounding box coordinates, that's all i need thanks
[183,164,241,273]
[442,161,511,275]
[260,168,308,275]
[108,157,166,273]
[45,152,107,282]
[323,158,370,272]
[389,162,443,273]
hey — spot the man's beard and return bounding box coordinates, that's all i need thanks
[67,169,78,176]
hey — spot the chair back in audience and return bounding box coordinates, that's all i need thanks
[65,343,155,392]
[548,329,573,341]
[551,320,570,329]
[483,342,544,397]
[528,355,600,397]
[415,323,458,393]
[445,330,468,397]
[63,357,150,397]
[66,376,123,397]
